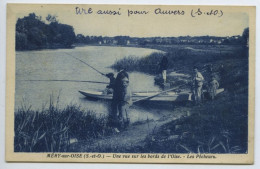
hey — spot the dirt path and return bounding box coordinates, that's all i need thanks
[69,106,191,152]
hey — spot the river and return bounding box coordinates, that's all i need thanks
[15,45,174,122]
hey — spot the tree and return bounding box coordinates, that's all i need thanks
[114,36,129,45]
[242,27,249,46]
[16,32,28,50]
[15,13,76,50]
[16,13,46,50]
[49,22,76,47]
[46,14,58,23]
[76,34,86,43]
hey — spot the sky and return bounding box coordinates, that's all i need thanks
[15,4,250,37]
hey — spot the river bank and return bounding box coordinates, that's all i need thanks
[119,44,249,153]
[70,44,249,153]
[14,44,249,153]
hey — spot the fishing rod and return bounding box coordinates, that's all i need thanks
[22,79,109,84]
[133,84,187,104]
[64,52,106,76]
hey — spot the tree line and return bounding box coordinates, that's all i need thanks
[15,13,249,50]
[16,13,76,50]
[75,30,249,46]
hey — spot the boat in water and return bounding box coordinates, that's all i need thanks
[79,88,225,103]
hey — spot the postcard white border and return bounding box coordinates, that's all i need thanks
[1,0,260,169]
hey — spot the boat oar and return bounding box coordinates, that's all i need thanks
[132,84,186,104]
[64,52,106,76]
[22,79,109,84]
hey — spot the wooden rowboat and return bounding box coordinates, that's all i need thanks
[79,88,224,103]
[79,91,192,102]
[79,90,192,102]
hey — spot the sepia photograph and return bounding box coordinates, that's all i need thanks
[5,4,255,164]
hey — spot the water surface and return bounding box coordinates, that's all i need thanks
[16,46,172,122]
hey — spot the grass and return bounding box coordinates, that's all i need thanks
[111,45,248,76]
[142,90,248,154]
[110,44,249,154]
[14,96,111,152]
[111,52,163,74]
[136,44,249,154]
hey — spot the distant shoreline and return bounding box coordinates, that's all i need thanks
[16,43,245,52]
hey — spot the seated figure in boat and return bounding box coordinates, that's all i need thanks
[110,70,132,131]
[102,73,115,95]
[207,75,219,100]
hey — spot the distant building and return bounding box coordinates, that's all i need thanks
[155,38,163,43]
[75,34,244,46]
[112,40,117,44]
[130,38,139,45]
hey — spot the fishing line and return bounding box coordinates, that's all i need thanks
[64,52,106,77]
[22,79,109,84]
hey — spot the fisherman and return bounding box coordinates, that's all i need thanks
[192,66,204,104]
[110,70,132,132]
[102,73,115,94]
[207,75,219,100]
[158,55,169,83]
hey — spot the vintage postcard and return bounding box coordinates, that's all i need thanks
[6,4,255,164]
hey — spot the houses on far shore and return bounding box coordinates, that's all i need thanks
[76,34,245,46]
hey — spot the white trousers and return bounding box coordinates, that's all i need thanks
[162,70,167,82]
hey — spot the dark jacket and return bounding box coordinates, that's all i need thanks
[112,70,129,102]
[159,56,168,72]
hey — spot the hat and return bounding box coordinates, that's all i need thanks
[106,73,114,77]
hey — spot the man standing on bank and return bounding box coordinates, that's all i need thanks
[110,70,132,132]
[159,55,169,84]
[207,75,219,100]
[192,66,204,104]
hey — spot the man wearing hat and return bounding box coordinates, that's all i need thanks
[207,75,219,100]
[192,66,204,104]
[110,70,132,132]
[159,55,169,83]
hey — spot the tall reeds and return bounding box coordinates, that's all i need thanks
[14,97,109,152]
[111,52,163,74]
[111,45,248,75]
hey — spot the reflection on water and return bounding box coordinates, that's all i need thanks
[15,46,168,122]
